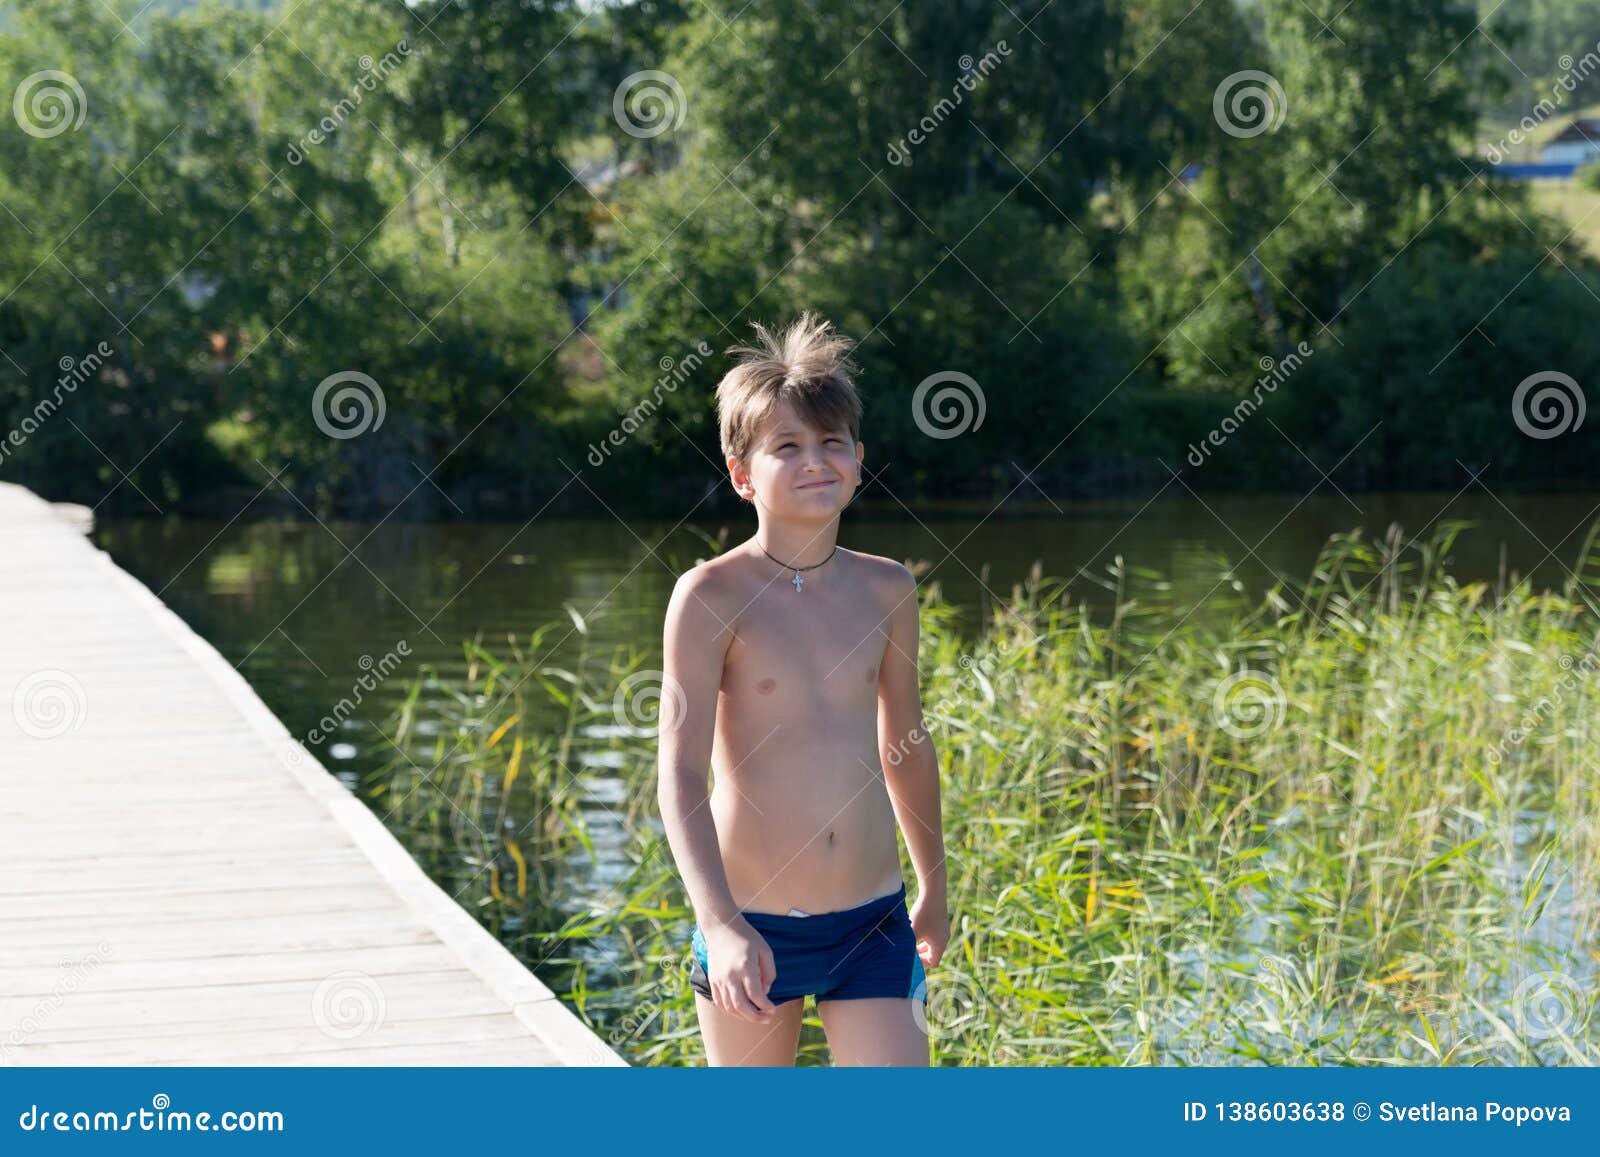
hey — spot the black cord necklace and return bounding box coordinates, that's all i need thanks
[759,542,838,592]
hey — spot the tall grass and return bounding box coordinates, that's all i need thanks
[368,617,606,953]
[382,519,1600,1066]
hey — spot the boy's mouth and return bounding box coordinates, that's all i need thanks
[796,479,837,490]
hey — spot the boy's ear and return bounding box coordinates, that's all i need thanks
[727,454,753,502]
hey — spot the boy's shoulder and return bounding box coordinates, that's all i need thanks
[669,549,767,619]
[679,544,761,580]
[839,547,915,593]
[671,550,742,603]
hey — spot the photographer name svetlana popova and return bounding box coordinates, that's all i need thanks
[1381,1102,1573,1125]
[1186,1101,1574,1125]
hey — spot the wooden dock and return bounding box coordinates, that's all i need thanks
[0,483,625,1066]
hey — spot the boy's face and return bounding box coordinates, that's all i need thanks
[728,399,864,521]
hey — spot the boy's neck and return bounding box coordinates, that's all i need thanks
[753,518,839,570]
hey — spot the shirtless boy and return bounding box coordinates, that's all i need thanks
[657,311,949,1066]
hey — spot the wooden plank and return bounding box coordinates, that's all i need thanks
[0,483,625,1066]
[0,894,418,938]
[6,1013,546,1064]
[6,801,344,827]
[0,852,369,896]
[0,970,502,1034]
[3,790,315,812]
[2,894,427,936]
[0,882,402,921]
[0,833,355,865]
[2,766,319,786]
[153,1038,560,1066]
[0,944,466,995]
[1,923,441,967]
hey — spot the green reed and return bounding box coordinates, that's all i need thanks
[369,618,602,944]
[384,518,1600,1066]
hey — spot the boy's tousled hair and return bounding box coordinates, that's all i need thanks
[715,311,862,464]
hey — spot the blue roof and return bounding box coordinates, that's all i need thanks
[1494,162,1582,180]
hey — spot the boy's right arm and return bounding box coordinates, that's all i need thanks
[655,568,778,1024]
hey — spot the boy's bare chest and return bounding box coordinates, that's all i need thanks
[722,593,888,706]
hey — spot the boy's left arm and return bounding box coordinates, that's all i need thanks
[877,564,949,968]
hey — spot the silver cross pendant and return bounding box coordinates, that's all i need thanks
[791,570,805,592]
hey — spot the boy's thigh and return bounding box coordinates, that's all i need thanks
[693,993,805,1066]
[816,997,929,1066]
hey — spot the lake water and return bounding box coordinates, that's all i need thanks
[92,488,1600,1000]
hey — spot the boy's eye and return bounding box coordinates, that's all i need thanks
[772,436,844,449]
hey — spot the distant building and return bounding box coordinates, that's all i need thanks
[1497,162,1580,180]
[572,157,646,197]
[1540,118,1600,166]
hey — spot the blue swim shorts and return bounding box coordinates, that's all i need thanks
[688,883,927,1006]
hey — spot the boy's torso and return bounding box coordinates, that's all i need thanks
[701,549,904,917]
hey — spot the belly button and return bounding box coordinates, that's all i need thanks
[756,678,777,695]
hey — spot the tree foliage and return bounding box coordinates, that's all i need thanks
[1,0,1595,514]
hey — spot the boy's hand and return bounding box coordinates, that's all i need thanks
[704,917,780,1024]
[909,889,950,969]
